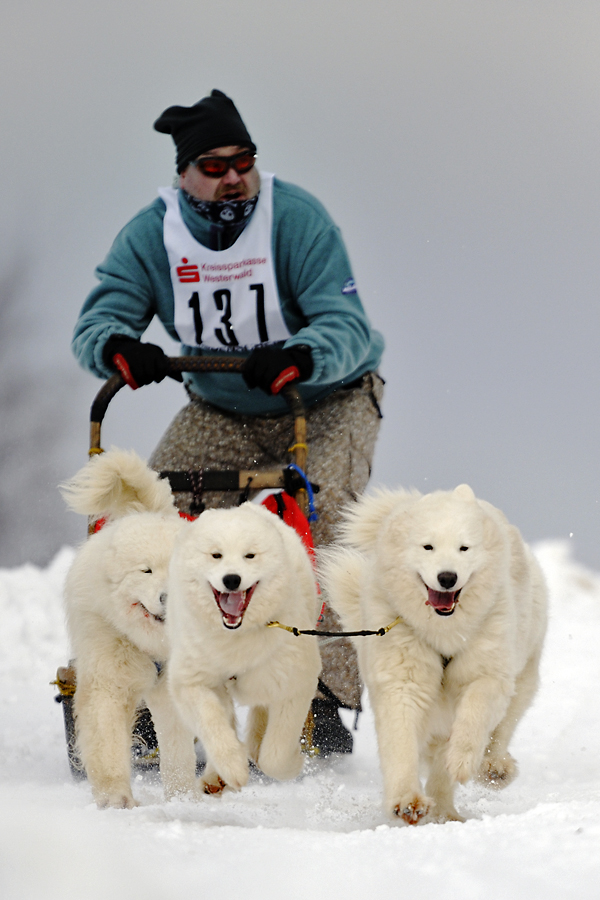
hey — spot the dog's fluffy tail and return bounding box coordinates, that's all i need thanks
[317,546,365,633]
[60,447,176,519]
[336,488,421,552]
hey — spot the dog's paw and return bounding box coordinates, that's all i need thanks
[201,774,228,796]
[392,793,431,825]
[207,751,249,792]
[477,751,518,789]
[428,804,466,824]
[96,791,139,810]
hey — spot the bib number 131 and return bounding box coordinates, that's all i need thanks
[187,283,268,347]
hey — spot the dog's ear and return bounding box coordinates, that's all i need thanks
[453,484,476,502]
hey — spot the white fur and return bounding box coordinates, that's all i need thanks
[61,446,176,520]
[167,503,321,794]
[319,484,548,824]
[62,449,196,808]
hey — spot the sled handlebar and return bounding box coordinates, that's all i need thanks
[88,356,308,506]
[90,355,305,425]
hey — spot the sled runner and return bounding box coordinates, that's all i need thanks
[53,355,319,779]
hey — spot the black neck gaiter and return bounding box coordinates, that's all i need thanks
[182,190,259,250]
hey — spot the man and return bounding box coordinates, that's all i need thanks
[73,89,385,754]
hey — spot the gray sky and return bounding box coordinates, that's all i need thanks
[2,0,600,567]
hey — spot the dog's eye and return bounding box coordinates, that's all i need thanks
[423,544,433,551]
[142,567,152,574]
[460,546,469,552]
[211,553,222,559]
[245,553,255,559]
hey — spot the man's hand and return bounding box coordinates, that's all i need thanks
[103,335,182,390]
[242,345,313,395]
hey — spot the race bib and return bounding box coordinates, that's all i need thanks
[160,174,291,351]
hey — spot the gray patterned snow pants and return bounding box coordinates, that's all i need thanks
[149,372,384,709]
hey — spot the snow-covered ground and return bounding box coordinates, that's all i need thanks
[1,540,600,899]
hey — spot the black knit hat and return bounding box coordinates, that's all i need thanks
[154,89,256,173]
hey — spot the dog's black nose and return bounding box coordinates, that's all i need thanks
[223,573,241,591]
[437,571,457,590]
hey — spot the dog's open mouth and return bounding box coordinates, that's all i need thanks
[211,583,258,629]
[133,601,165,623]
[425,588,462,617]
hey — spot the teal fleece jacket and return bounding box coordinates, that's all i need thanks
[72,178,384,415]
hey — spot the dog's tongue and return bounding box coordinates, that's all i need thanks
[219,591,246,616]
[212,583,258,629]
[426,588,458,612]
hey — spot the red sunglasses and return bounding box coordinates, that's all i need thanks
[192,150,256,178]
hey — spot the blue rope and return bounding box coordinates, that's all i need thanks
[287,464,318,522]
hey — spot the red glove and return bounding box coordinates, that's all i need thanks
[241,345,313,395]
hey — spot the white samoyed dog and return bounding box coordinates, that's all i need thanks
[319,484,548,824]
[61,449,197,808]
[167,503,321,795]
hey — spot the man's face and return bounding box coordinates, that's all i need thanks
[179,145,260,202]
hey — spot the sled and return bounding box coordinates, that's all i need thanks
[53,355,318,779]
